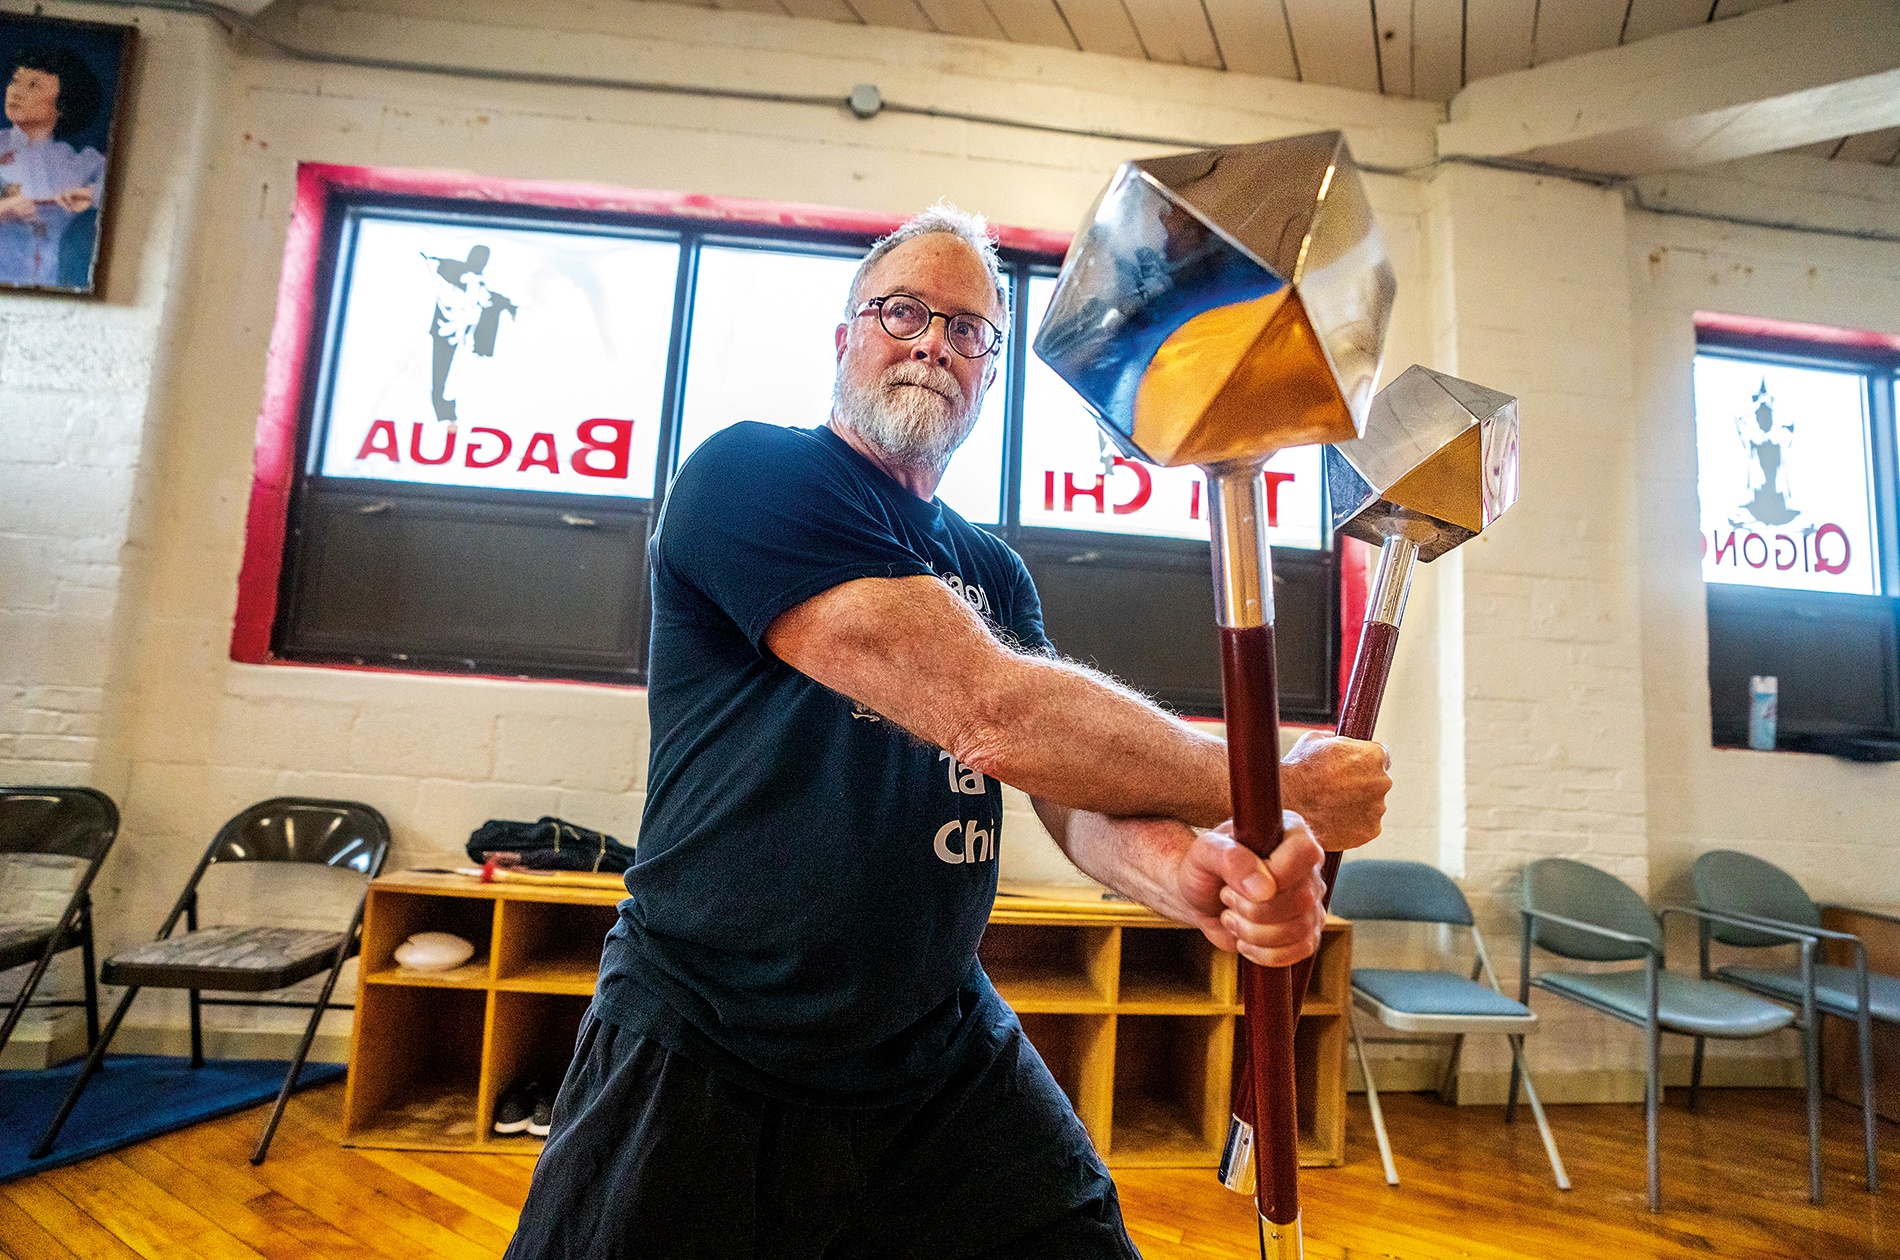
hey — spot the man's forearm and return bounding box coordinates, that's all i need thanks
[1032,799,1202,923]
[769,574,1383,840]
[955,652,1229,828]
[766,574,1230,827]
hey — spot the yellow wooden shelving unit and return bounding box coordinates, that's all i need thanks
[341,872,1350,1168]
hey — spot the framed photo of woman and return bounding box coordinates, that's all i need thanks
[0,13,135,295]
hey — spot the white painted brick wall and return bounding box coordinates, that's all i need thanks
[1630,156,1900,912]
[0,4,234,813]
[1410,164,1658,1087]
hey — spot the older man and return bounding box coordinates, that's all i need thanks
[505,206,1390,1259]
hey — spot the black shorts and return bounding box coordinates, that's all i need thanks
[503,1005,1140,1260]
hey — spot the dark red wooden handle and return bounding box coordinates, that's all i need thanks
[1336,619,1399,745]
[1299,614,1402,940]
[1219,624,1300,1227]
[1230,617,1405,1190]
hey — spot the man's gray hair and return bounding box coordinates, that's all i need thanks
[845,203,1008,319]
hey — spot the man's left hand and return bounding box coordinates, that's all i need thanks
[1173,813,1325,967]
[1281,730,1390,852]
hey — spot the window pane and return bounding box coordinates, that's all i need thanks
[1017,275,1322,548]
[1695,353,1878,595]
[318,213,679,498]
[675,247,858,467]
[675,245,1002,524]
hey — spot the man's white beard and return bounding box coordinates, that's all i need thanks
[833,360,976,474]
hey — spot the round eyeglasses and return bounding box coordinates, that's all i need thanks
[856,294,1003,359]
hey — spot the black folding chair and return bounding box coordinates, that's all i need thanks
[31,797,389,1165]
[0,787,118,1063]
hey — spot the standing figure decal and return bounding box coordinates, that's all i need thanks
[1736,380,1798,528]
[422,244,517,423]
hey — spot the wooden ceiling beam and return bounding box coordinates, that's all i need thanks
[1440,0,1900,175]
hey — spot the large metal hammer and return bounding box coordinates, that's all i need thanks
[1036,131,1396,1258]
[1220,363,1523,1193]
[1328,363,1520,739]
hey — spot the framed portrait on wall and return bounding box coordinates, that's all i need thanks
[1,13,135,296]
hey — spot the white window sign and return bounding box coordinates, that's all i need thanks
[1018,275,1322,548]
[674,245,1005,525]
[1694,354,1878,595]
[317,214,681,498]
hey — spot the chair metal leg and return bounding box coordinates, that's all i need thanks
[188,989,204,1068]
[1646,1015,1662,1211]
[1508,1035,1570,1190]
[30,986,139,1160]
[1350,1018,1398,1185]
[0,960,44,1063]
[79,901,100,1050]
[1803,1008,1822,1205]
[0,923,74,1062]
[1688,1036,1705,1114]
[1437,1033,1465,1105]
[1859,1006,1879,1192]
[252,939,353,1165]
[1506,1049,1523,1122]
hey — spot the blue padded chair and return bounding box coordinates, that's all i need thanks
[1334,859,1567,1189]
[31,798,389,1166]
[1693,849,1897,1194]
[1519,857,1817,1209]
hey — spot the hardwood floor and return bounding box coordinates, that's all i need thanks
[3,1083,1893,1259]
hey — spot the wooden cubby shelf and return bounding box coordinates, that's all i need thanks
[343,872,620,1152]
[344,873,1350,1169]
[983,893,1349,1168]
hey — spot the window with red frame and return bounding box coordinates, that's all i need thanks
[256,173,1342,721]
[1695,314,1900,758]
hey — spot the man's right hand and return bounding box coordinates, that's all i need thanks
[0,193,38,223]
[1174,814,1326,967]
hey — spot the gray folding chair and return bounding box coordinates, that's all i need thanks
[0,787,118,1063]
[1520,857,1817,1209]
[1693,848,1896,1193]
[1334,859,1567,1189]
[31,797,389,1165]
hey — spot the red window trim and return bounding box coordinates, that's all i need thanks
[1695,310,1900,365]
[1335,536,1373,719]
[230,162,1367,728]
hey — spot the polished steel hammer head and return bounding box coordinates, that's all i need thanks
[1325,364,1520,562]
[1033,131,1397,470]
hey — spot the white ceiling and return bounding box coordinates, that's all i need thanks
[652,0,1900,167]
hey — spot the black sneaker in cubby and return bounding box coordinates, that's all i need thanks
[494,1077,543,1135]
[527,1083,556,1137]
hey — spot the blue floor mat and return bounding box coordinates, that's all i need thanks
[0,1054,345,1183]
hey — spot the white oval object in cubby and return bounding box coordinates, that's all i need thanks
[394,931,476,972]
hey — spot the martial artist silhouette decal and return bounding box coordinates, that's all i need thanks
[315,214,680,497]
[1732,381,1799,530]
[1695,356,1875,595]
[423,244,517,423]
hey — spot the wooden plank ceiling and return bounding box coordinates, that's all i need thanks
[652,0,1896,166]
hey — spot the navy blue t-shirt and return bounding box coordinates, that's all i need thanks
[594,423,1052,1105]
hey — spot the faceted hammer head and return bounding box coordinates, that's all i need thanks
[1325,364,1520,562]
[1032,131,1397,471]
